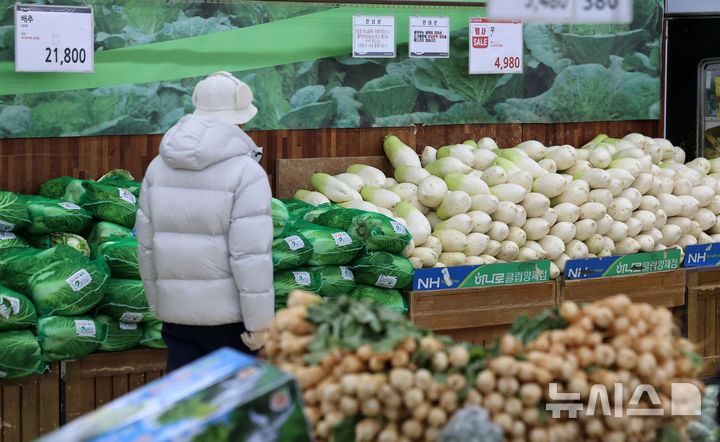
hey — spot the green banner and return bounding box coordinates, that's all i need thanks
[459,260,551,288]
[0,0,663,138]
[601,249,682,277]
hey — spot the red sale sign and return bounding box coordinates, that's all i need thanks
[468,18,523,75]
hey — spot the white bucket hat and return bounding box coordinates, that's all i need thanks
[192,71,258,125]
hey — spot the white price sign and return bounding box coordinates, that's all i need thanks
[487,0,632,24]
[575,0,633,24]
[353,15,395,58]
[409,16,450,58]
[14,4,94,73]
[469,19,523,75]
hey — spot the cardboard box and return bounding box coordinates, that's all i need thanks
[39,348,312,442]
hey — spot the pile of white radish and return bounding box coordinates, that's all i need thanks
[294,133,720,277]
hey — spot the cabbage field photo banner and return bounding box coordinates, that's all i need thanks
[0,0,663,138]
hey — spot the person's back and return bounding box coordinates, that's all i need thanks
[136,72,273,371]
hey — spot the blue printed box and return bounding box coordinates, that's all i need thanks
[39,348,312,442]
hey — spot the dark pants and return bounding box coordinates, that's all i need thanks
[161,322,256,372]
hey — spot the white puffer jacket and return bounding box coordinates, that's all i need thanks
[136,114,274,331]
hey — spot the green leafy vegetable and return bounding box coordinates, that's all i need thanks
[272,230,313,271]
[273,268,322,309]
[96,237,139,279]
[311,265,357,298]
[95,314,143,352]
[0,191,31,232]
[293,220,363,266]
[23,195,93,234]
[351,251,414,290]
[350,284,407,315]
[271,198,290,238]
[27,232,91,257]
[0,329,47,378]
[96,278,152,323]
[0,286,37,331]
[141,319,167,349]
[36,315,108,362]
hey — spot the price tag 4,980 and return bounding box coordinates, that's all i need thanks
[468,18,523,75]
[15,3,94,73]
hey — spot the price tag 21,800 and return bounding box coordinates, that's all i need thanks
[15,3,94,73]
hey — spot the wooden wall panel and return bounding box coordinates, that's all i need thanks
[0,120,660,196]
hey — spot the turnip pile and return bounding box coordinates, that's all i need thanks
[262,291,703,441]
[292,134,720,276]
[476,294,703,442]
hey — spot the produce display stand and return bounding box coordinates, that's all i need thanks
[0,349,166,441]
[686,267,720,377]
[405,280,558,345]
[0,363,59,442]
[61,348,167,423]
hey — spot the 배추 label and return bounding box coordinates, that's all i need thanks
[331,232,352,247]
[389,221,407,235]
[118,188,136,205]
[0,220,15,232]
[75,320,96,337]
[340,266,355,281]
[293,271,311,286]
[0,232,16,240]
[119,312,144,323]
[66,269,92,292]
[0,295,20,316]
[58,202,82,210]
[119,321,138,330]
[284,235,305,251]
[376,274,398,288]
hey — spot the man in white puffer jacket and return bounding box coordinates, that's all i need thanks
[136,71,273,371]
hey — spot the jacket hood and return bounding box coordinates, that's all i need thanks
[159,114,258,170]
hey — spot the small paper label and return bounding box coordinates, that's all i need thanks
[0,370,7,378]
[340,266,355,281]
[119,321,138,330]
[66,269,92,292]
[376,274,398,288]
[331,232,352,247]
[0,295,20,315]
[293,271,311,286]
[0,220,15,232]
[390,221,408,235]
[284,235,305,251]
[75,320,96,337]
[58,202,82,210]
[118,188,137,205]
[119,311,144,323]
[0,232,16,240]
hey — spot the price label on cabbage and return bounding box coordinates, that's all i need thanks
[119,321,138,331]
[293,271,312,286]
[0,220,15,232]
[409,16,450,58]
[376,274,398,288]
[331,232,353,247]
[284,235,305,251]
[340,266,355,281]
[75,320,96,337]
[0,296,20,315]
[66,269,92,292]
[118,188,136,205]
[119,311,144,323]
[58,202,81,210]
[0,370,7,378]
[352,15,395,58]
[0,232,16,240]
[468,18,523,75]
[389,221,407,235]
[14,4,94,72]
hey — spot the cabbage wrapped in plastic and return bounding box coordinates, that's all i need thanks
[0,330,47,377]
[0,191,31,232]
[96,314,142,352]
[23,195,92,234]
[351,251,414,290]
[36,315,108,362]
[0,286,37,331]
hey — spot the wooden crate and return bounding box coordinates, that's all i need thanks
[406,280,558,346]
[0,364,60,442]
[687,268,720,377]
[559,269,686,308]
[62,348,167,423]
